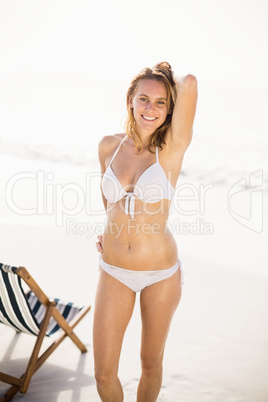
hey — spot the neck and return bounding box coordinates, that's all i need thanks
[129,130,152,149]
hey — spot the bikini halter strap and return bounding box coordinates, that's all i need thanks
[156,146,159,162]
[109,135,128,166]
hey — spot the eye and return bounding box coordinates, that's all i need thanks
[140,97,147,102]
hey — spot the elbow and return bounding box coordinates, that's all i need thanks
[179,74,198,101]
[183,74,198,89]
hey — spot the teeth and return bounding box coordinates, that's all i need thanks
[142,115,157,121]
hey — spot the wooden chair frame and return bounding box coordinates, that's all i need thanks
[0,265,91,401]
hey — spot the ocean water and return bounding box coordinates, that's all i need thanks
[1,122,267,191]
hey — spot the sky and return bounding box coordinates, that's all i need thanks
[0,0,267,151]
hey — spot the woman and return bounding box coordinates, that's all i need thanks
[93,62,198,402]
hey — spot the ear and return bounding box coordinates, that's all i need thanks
[168,108,173,115]
[128,97,133,108]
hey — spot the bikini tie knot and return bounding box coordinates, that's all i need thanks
[125,192,135,219]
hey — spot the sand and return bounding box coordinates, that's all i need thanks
[1,156,268,401]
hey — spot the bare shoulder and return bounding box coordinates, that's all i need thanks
[98,133,124,149]
[98,133,125,167]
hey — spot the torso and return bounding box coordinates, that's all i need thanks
[100,133,185,270]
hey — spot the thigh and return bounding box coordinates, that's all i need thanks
[93,268,136,374]
[140,268,182,364]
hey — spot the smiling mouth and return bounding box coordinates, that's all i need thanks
[142,115,157,121]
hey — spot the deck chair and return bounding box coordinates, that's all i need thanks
[0,262,91,401]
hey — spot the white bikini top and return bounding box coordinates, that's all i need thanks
[101,135,175,219]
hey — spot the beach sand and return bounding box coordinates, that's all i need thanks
[1,157,268,401]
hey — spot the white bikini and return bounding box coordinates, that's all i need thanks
[99,135,184,292]
[101,135,175,219]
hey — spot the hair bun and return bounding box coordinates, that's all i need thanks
[152,61,174,84]
[155,61,172,71]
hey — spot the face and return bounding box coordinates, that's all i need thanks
[129,79,169,136]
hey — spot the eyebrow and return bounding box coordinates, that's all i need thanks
[138,93,167,101]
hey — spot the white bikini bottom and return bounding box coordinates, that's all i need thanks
[99,255,184,293]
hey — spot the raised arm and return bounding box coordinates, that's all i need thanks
[167,74,198,150]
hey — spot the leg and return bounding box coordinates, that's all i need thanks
[93,268,136,402]
[137,268,182,402]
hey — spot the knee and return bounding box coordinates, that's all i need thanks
[94,369,116,389]
[140,354,163,376]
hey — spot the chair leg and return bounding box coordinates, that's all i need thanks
[67,305,91,352]
[51,305,91,353]
[19,301,55,394]
[33,305,91,374]
[0,384,20,402]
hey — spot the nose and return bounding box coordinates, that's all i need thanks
[145,102,155,112]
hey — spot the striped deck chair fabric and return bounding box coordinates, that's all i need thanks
[0,262,91,401]
[0,264,40,336]
[26,291,84,336]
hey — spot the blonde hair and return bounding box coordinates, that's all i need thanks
[124,62,177,154]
